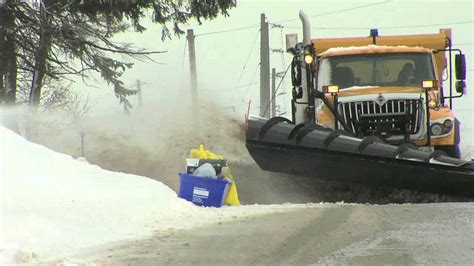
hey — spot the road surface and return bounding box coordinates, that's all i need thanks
[65,203,474,265]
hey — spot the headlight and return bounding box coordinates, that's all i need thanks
[304,54,313,64]
[430,120,454,137]
[428,99,437,109]
[430,123,443,136]
[443,119,453,129]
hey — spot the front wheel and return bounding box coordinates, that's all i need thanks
[435,145,461,159]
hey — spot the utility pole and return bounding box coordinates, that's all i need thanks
[187,29,199,122]
[271,68,276,117]
[137,79,142,107]
[260,13,270,118]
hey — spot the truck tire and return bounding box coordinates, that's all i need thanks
[435,145,461,159]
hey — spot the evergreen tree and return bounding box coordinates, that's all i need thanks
[0,0,236,110]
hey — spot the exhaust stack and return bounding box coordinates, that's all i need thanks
[299,11,311,45]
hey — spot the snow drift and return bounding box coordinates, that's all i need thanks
[0,126,322,264]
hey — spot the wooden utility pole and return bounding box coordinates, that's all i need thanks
[260,13,270,118]
[187,29,199,122]
[136,79,142,107]
[271,68,276,117]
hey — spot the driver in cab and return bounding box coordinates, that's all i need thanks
[398,63,418,86]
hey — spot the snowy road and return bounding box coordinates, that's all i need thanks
[65,203,474,265]
[2,119,473,265]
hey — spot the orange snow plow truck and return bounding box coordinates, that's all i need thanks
[311,27,465,158]
[245,11,473,197]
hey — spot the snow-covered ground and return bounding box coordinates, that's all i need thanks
[0,126,325,264]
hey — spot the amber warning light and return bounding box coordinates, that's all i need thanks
[323,85,339,94]
[422,80,438,89]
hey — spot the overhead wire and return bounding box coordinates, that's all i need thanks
[273,0,391,24]
[229,29,260,104]
[283,20,474,30]
[224,63,260,111]
[262,62,291,117]
[266,0,471,32]
[202,81,259,92]
[374,20,474,29]
[194,1,391,36]
[454,42,474,46]
[227,63,260,111]
[195,25,259,37]
[239,63,261,110]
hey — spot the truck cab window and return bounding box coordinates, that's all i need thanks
[317,52,435,90]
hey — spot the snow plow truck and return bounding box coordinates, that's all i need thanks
[245,11,474,197]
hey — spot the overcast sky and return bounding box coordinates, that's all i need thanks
[83,0,473,131]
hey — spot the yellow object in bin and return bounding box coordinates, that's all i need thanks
[190,144,224,160]
[189,145,240,206]
[221,167,240,206]
[225,180,240,206]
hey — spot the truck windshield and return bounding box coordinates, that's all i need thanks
[317,52,435,90]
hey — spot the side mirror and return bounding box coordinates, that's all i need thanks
[291,58,302,87]
[287,47,297,56]
[286,34,298,53]
[455,54,466,80]
[455,80,466,94]
[292,86,303,99]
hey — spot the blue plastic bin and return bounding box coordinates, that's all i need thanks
[178,173,230,207]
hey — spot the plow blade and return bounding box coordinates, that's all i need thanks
[245,117,474,197]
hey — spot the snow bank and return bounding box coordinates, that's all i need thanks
[0,126,324,264]
[320,45,429,57]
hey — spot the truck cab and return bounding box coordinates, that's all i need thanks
[288,15,467,158]
[316,46,448,145]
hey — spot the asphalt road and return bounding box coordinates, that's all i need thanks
[67,203,474,265]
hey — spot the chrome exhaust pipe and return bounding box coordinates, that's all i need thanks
[299,11,311,45]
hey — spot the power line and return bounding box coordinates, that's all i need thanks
[284,20,474,30]
[226,63,260,112]
[262,62,291,116]
[454,42,474,46]
[230,29,260,104]
[274,0,391,24]
[368,20,474,29]
[239,63,261,108]
[202,81,259,92]
[195,25,259,37]
[228,63,260,111]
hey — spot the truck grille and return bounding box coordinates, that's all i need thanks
[337,99,422,137]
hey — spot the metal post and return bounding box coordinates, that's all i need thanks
[137,79,142,107]
[448,43,453,109]
[271,68,276,117]
[187,29,199,122]
[80,131,85,158]
[260,13,270,118]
